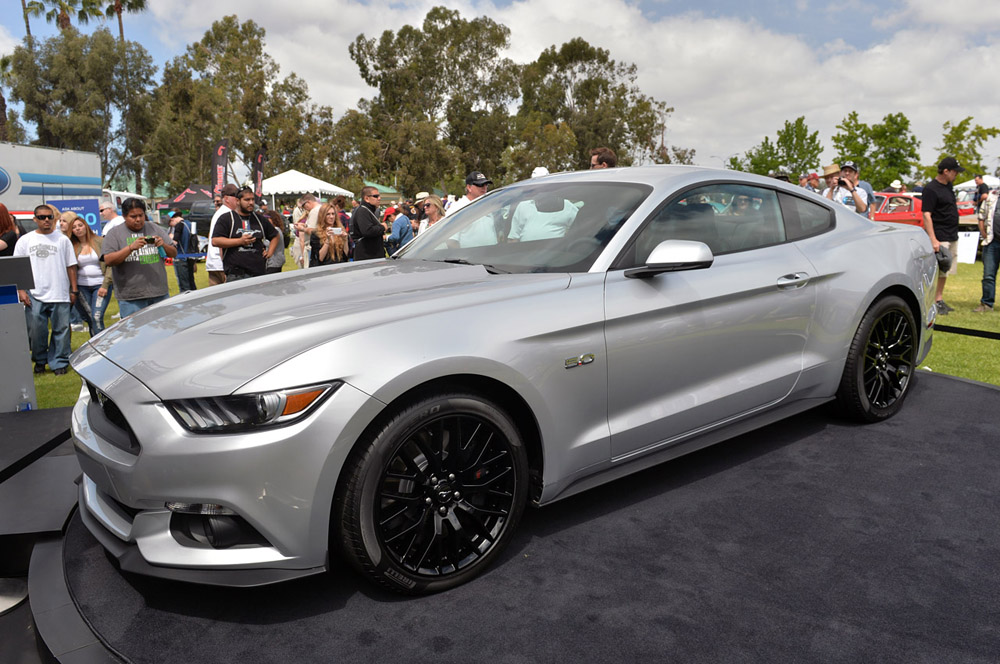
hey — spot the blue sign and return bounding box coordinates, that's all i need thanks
[52,198,101,233]
[0,167,10,196]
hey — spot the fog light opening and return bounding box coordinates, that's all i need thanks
[169,512,271,550]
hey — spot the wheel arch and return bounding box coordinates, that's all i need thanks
[871,283,925,346]
[334,373,545,512]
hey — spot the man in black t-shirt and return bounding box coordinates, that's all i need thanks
[922,157,965,313]
[211,187,279,280]
[975,174,991,208]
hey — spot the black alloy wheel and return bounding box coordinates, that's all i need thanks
[336,392,528,594]
[837,295,917,422]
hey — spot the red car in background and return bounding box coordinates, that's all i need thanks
[871,192,978,230]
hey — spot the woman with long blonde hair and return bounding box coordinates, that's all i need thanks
[311,202,349,266]
[66,214,113,335]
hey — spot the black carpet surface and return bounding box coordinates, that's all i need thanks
[62,372,1000,663]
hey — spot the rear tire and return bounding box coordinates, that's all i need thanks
[334,392,528,594]
[836,295,917,422]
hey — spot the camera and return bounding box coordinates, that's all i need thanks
[144,236,156,245]
[837,178,848,188]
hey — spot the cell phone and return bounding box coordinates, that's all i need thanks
[144,236,156,245]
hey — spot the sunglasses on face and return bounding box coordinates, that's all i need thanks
[35,214,54,220]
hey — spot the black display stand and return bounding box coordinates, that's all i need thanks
[5,374,1000,663]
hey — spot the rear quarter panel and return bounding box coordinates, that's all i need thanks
[791,210,935,396]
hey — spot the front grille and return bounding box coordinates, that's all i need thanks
[86,381,141,455]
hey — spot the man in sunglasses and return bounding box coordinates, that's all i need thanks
[99,202,125,235]
[13,204,78,375]
[351,186,387,261]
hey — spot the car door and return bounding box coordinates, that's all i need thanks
[604,183,818,460]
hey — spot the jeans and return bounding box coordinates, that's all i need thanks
[174,259,197,292]
[25,293,71,370]
[118,294,169,318]
[982,237,1000,307]
[74,284,106,336]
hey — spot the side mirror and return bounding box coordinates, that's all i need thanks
[624,240,714,279]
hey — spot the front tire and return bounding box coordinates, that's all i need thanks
[836,295,917,422]
[335,392,529,594]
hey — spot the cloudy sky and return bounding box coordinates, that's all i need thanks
[3,0,1000,174]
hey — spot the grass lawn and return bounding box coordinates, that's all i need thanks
[29,252,1000,410]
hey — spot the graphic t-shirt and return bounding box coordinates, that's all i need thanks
[211,211,278,276]
[101,221,171,301]
[12,231,77,302]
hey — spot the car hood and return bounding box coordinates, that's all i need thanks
[76,260,571,399]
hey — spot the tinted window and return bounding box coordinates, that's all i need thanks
[780,192,835,240]
[626,184,784,265]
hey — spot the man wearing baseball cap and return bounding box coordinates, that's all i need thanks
[923,156,966,314]
[446,171,493,217]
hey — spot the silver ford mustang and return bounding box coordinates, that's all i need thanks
[71,166,936,594]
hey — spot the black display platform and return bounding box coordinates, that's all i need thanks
[13,373,1000,663]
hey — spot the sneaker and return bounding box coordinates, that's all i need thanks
[112,313,121,320]
[70,323,86,332]
[53,367,67,376]
[973,303,994,313]
[935,300,953,314]
[33,363,45,374]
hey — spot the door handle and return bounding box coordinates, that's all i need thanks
[776,273,810,290]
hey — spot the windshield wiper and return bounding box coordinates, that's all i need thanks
[437,258,510,274]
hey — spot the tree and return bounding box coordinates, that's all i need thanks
[0,55,11,142]
[184,16,278,170]
[36,0,104,32]
[830,111,871,172]
[651,103,695,165]
[518,37,668,169]
[349,6,521,184]
[927,117,1000,179]
[727,136,781,175]
[730,116,821,176]
[8,27,117,165]
[101,0,145,42]
[866,113,920,189]
[501,114,578,183]
[832,111,921,189]
[23,0,41,38]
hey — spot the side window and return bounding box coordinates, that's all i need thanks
[780,192,835,240]
[629,184,784,265]
[886,196,912,213]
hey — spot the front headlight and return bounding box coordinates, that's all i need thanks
[165,383,338,433]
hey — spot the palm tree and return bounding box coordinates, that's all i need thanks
[0,55,11,142]
[23,0,44,38]
[103,0,146,42]
[39,0,104,32]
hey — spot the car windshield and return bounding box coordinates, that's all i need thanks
[396,181,652,273]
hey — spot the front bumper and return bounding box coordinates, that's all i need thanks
[71,351,385,585]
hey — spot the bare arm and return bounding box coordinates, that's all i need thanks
[922,211,939,251]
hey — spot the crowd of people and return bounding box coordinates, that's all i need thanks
[3,143,997,376]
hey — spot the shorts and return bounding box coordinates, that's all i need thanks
[939,240,959,276]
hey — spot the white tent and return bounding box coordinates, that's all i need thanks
[260,169,354,200]
[955,175,1000,190]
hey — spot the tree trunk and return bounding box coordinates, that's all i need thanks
[116,1,125,42]
[58,10,70,31]
[0,94,8,142]
[21,0,32,38]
